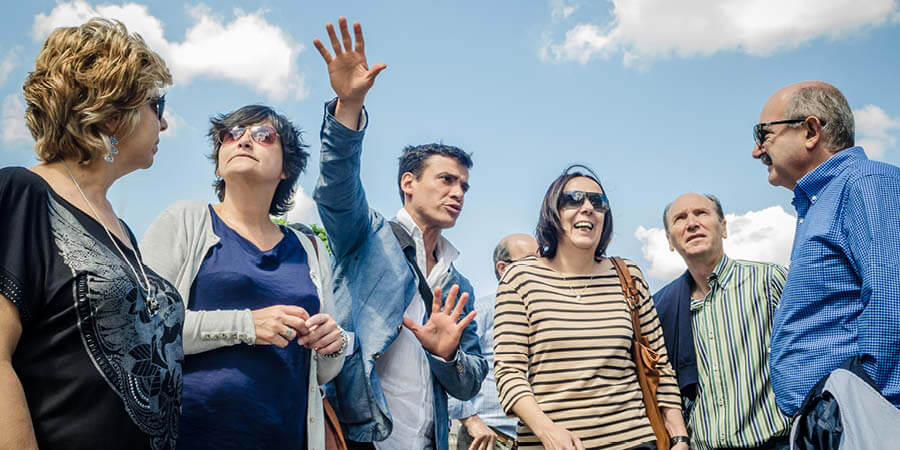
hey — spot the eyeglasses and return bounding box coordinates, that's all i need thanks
[149,95,165,121]
[220,125,280,146]
[753,118,812,146]
[559,190,609,212]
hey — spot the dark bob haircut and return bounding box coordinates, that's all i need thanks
[536,164,614,261]
[397,143,473,204]
[207,105,309,216]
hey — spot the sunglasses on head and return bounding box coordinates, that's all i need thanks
[559,190,609,212]
[220,125,280,146]
[148,95,165,121]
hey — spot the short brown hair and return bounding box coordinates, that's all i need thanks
[23,18,172,163]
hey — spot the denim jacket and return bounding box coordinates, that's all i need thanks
[314,100,488,448]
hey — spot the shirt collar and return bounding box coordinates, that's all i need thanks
[793,146,867,204]
[708,253,735,288]
[394,207,459,263]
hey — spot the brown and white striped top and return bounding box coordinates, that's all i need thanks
[493,257,681,449]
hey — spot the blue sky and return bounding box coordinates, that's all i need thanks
[2,0,899,295]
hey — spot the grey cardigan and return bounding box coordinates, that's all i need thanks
[140,200,344,450]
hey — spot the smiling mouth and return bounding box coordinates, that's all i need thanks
[574,221,594,231]
[760,154,773,166]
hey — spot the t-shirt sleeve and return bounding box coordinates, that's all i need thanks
[0,169,52,327]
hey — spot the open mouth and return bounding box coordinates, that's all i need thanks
[760,154,773,166]
[686,234,705,243]
[574,221,594,231]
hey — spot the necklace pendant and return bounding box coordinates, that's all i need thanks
[146,294,159,316]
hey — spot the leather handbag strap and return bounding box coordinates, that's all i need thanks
[611,257,640,317]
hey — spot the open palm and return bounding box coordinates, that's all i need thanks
[313,17,386,106]
[403,285,476,361]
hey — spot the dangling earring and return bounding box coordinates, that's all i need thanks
[105,136,119,163]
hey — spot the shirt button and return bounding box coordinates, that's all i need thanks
[811,195,817,202]
[799,218,804,224]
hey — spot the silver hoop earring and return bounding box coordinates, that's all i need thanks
[105,136,119,163]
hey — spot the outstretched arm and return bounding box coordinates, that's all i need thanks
[312,18,387,259]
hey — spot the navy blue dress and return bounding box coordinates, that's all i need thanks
[178,206,318,450]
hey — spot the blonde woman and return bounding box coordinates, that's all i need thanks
[0,19,181,450]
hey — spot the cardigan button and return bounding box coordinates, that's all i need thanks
[373,352,382,360]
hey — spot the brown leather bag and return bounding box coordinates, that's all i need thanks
[611,257,670,450]
[323,396,348,450]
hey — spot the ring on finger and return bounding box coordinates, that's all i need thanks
[280,326,294,339]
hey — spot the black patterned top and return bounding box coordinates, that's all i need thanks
[0,167,183,450]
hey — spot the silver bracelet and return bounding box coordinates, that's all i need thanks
[321,329,348,359]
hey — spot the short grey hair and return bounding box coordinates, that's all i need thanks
[492,240,511,281]
[784,84,855,153]
[663,194,724,234]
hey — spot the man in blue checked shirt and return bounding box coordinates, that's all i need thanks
[449,234,537,450]
[752,81,900,416]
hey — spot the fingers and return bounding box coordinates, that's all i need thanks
[401,316,419,333]
[442,284,459,314]
[325,22,342,56]
[313,38,332,64]
[338,17,353,53]
[456,310,476,331]
[353,21,364,53]
[299,314,337,347]
[367,62,387,82]
[451,290,469,320]
[312,328,342,354]
[572,433,586,450]
[256,326,290,348]
[281,305,310,321]
[430,285,443,316]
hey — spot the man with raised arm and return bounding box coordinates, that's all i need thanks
[312,17,488,450]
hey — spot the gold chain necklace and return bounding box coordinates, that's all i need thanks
[550,262,598,301]
[63,163,158,315]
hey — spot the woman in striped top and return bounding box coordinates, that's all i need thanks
[493,166,688,450]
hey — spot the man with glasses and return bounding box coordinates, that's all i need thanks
[449,234,537,450]
[654,193,790,449]
[752,81,900,417]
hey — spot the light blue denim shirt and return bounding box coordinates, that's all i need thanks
[314,100,489,448]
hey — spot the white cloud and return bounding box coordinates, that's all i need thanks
[1,94,31,146]
[31,0,308,101]
[285,186,321,225]
[854,104,900,160]
[635,205,796,282]
[541,0,899,65]
[551,0,579,20]
[0,46,22,85]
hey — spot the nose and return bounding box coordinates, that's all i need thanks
[449,183,464,201]
[752,142,764,159]
[159,116,168,132]
[686,214,699,229]
[236,129,253,148]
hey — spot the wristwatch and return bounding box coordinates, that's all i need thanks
[321,329,349,359]
[670,435,690,447]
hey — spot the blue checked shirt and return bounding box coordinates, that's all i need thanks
[448,294,518,439]
[770,147,900,416]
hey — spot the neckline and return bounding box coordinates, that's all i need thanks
[208,204,288,256]
[22,167,139,256]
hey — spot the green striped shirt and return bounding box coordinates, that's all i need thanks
[689,255,790,449]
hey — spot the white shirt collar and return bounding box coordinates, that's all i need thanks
[394,207,460,266]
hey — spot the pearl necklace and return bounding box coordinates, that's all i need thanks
[63,163,158,315]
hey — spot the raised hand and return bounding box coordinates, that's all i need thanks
[402,285,476,361]
[313,17,386,120]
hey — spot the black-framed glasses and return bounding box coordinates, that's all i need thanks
[149,95,166,121]
[559,190,609,212]
[753,118,807,146]
[220,125,280,146]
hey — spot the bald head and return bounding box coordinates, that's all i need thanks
[493,233,538,280]
[761,81,854,153]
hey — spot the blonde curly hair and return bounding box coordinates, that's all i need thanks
[23,18,172,163]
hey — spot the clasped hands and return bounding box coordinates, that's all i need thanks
[251,305,343,355]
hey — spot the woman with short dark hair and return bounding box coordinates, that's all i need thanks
[0,18,181,450]
[493,165,688,450]
[141,105,347,450]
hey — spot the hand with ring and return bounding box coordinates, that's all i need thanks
[250,305,311,348]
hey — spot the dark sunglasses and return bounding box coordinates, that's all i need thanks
[559,190,609,212]
[149,95,165,121]
[220,125,280,146]
[753,118,824,146]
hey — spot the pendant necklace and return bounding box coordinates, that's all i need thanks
[64,163,159,315]
[552,263,597,301]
